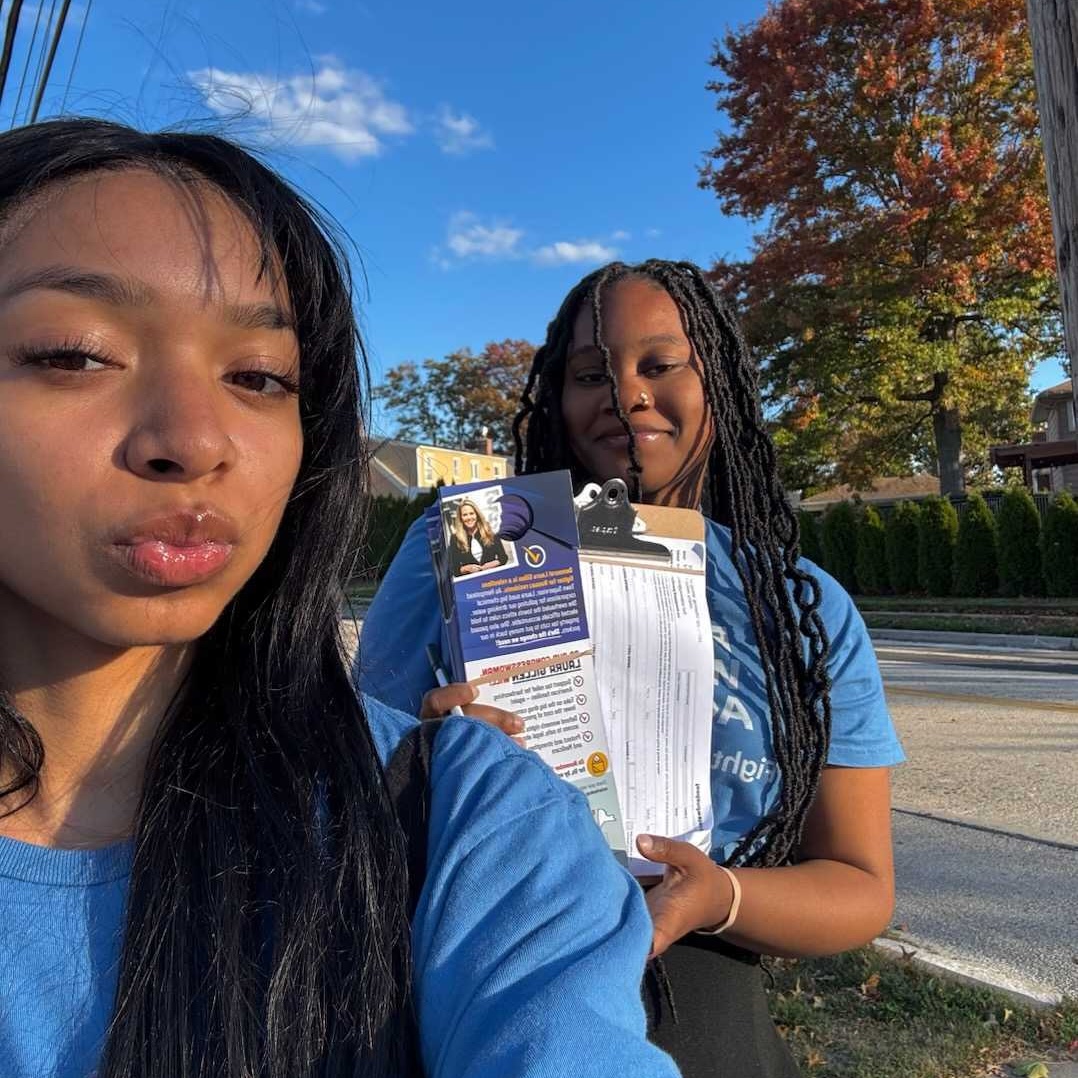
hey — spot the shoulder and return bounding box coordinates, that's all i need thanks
[362,695,575,822]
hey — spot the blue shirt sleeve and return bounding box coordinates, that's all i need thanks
[805,560,905,768]
[357,516,443,714]
[413,717,679,1078]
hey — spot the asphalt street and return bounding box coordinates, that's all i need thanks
[879,639,1078,999]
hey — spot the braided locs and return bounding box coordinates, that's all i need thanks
[514,259,832,868]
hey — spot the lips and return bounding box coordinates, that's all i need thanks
[594,425,674,445]
[111,509,237,588]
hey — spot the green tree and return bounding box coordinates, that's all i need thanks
[885,500,922,594]
[704,0,1061,494]
[821,501,859,592]
[997,485,1044,596]
[797,508,825,565]
[855,505,888,594]
[918,496,959,596]
[953,492,999,596]
[1042,492,1078,598]
[374,339,536,452]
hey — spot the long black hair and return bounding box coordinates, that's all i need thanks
[514,259,832,868]
[0,119,414,1077]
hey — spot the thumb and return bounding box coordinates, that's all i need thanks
[637,833,695,870]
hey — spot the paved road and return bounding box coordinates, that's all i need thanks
[879,640,1078,999]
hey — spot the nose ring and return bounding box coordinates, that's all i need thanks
[638,390,650,406]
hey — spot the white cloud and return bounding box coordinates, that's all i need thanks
[435,106,493,155]
[295,0,327,12]
[532,239,619,266]
[432,212,523,268]
[611,229,631,241]
[188,59,412,161]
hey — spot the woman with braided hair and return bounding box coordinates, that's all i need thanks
[360,259,904,1078]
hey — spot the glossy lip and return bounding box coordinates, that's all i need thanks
[594,424,675,444]
[110,509,238,588]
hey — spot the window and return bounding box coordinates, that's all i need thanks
[422,455,434,485]
[452,457,461,479]
[471,460,480,480]
[492,463,503,477]
[1066,401,1076,433]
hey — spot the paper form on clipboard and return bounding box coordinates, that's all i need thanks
[576,483,715,877]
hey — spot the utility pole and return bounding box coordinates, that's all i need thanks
[1028,0,1078,432]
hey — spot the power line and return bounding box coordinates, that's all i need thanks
[29,0,70,124]
[58,0,90,114]
[11,0,47,125]
[0,0,26,107]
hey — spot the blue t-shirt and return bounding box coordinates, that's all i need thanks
[359,518,904,862]
[0,698,676,1078]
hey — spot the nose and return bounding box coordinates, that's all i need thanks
[122,373,237,482]
[607,371,651,415]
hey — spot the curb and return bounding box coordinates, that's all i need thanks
[872,935,1065,1010]
[869,627,1078,653]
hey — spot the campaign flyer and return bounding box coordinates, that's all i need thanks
[426,470,627,859]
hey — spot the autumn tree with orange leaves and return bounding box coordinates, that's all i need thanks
[703,0,1062,494]
[374,339,536,454]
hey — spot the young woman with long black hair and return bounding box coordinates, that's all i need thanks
[0,122,678,1078]
[360,261,905,1078]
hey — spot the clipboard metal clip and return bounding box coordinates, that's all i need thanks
[575,479,671,561]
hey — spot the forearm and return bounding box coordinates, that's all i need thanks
[719,857,894,958]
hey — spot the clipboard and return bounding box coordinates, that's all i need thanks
[575,480,714,877]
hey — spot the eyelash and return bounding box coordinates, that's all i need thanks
[574,361,684,385]
[10,340,300,396]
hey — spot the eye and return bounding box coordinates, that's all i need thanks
[229,369,299,396]
[573,368,610,386]
[643,359,687,378]
[11,344,113,372]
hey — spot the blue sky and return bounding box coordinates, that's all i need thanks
[1,0,1066,432]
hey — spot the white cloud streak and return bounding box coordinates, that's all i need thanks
[435,106,493,155]
[442,211,523,262]
[532,239,620,266]
[188,59,412,161]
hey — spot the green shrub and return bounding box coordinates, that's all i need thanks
[821,501,859,592]
[1042,492,1078,598]
[855,505,888,594]
[356,490,437,579]
[997,486,1044,596]
[917,495,959,597]
[885,501,922,594]
[953,492,998,597]
[797,508,825,565]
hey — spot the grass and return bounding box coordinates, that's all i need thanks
[767,948,1078,1078]
[856,597,1078,614]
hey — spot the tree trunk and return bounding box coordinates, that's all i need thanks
[1028,0,1078,434]
[933,406,965,496]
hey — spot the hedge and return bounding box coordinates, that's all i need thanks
[885,500,922,594]
[1042,492,1078,598]
[356,490,437,580]
[797,508,825,565]
[917,495,959,597]
[954,492,998,597]
[821,501,859,592]
[997,486,1044,596]
[855,505,888,595]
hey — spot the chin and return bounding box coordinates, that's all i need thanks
[82,593,234,649]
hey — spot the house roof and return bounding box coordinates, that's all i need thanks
[800,474,941,508]
[1035,378,1073,400]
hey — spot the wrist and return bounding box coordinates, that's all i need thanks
[697,864,742,936]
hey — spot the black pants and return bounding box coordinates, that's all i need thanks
[644,934,800,1078]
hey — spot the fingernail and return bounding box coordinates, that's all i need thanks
[637,834,654,854]
[467,683,479,701]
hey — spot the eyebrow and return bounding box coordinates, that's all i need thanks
[0,266,295,331]
[567,333,687,359]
